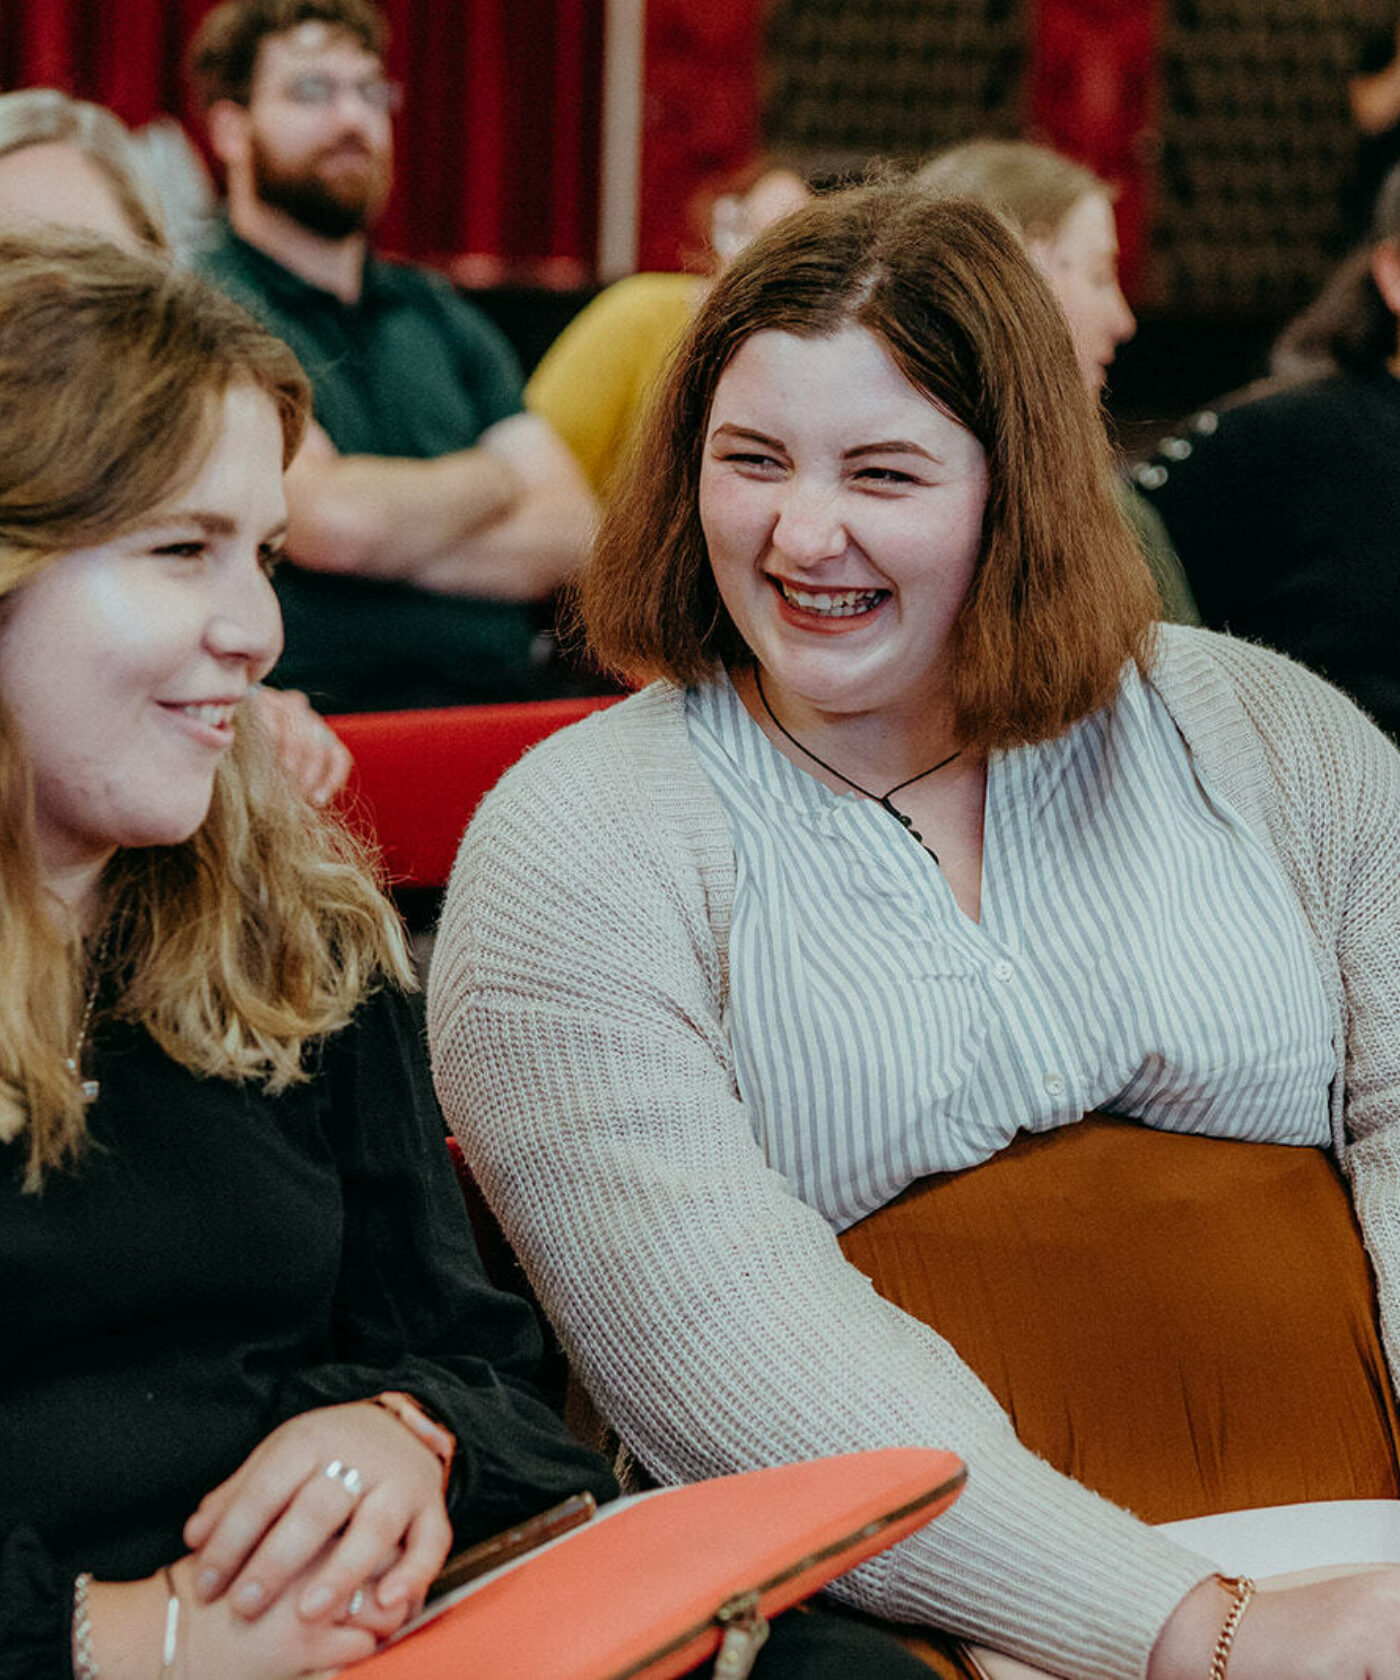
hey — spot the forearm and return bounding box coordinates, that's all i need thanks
[405,480,594,600]
[284,447,523,581]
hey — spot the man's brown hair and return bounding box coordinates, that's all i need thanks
[188,0,388,109]
[580,184,1158,754]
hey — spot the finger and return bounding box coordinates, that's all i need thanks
[197,1453,343,1612]
[374,1504,453,1612]
[183,1462,252,1553]
[301,1625,379,1671]
[312,732,352,805]
[295,1489,417,1622]
[225,1462,370,1619]
[341,1582,410,1639]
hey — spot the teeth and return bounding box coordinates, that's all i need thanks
[777,582,885,617]
[181,703,235,728]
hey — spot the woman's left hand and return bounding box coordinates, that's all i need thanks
[183,1400,453,1626]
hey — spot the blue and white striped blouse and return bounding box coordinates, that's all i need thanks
[686,666,1334,1230]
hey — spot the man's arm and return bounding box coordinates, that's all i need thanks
[283,414,597,601]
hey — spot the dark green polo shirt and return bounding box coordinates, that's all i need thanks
[199,220,550,712]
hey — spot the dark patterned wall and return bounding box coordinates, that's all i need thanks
[763,0,1026,173]
[764,0,1400,320]
[1148,0,1393,316]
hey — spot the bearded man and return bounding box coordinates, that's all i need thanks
[189,0,598,712]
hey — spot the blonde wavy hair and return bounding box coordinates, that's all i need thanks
[0,230,412,1189]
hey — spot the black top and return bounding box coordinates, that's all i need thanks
[1136,366,1400,741]
[0,985,617,1678]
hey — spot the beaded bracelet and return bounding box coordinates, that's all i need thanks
[72,1572,99,1680]
[1208,1574,1256,1680]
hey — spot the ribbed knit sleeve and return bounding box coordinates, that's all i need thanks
[428,686,1214,1680]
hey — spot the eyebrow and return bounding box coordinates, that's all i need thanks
[151,512,290,542]
[708,423,939,463]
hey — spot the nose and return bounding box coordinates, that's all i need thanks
[1110,283,1136,345]
[204,556,284,682]
[771,479,848,568]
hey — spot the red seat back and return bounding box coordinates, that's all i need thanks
[326,696,618,889]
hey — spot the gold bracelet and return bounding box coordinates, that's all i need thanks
[1208,1574,1256,1680]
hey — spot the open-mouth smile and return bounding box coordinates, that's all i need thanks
[772,578,888,618]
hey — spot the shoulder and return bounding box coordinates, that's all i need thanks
[1148,624,1400,815]
[581,272,698,330]
[370,255,506,340]
[467,684,707,843]
[1134,374,1358,498]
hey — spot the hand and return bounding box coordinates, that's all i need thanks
[1150,1568,1400,1680]
[250,687,352,807]
[183,1400,452,1628]
[86,1553,400,1680]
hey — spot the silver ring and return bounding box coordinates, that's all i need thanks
[322,1459,364,1498]
[347,1588,366,1619]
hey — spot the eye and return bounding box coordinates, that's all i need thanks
[854,465,921,487]
[718,448,783,473]
[258,541,285,577]
[150,539,206,560]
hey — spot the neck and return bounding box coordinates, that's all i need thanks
[740,666,963,793]
[39,852,112,939]
[228,191,367,303]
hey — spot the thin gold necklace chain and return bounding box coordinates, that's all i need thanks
[752,667,961,862]
[67,922,112,1103]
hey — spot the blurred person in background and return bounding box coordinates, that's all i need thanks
[917,138,1198,625]
[189,0,598,713]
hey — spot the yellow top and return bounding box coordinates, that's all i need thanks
[526,272,703,499]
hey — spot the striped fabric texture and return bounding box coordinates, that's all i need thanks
[687,666,1333,1230]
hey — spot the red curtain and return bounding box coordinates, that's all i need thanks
[1028,0,1163,295]
[0,0,604,280]
[637,0,763,273]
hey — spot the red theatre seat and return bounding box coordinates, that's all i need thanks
[326,696,619,889]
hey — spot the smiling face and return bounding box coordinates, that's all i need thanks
[0,384,287,910]
[1029,190,1135,392]
[242,24,394,237]
[698,325,989,740]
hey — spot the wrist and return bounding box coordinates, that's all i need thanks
[1148,1574,1258,1680]
[81,1573,169,1680]
[367,1390,457,1493]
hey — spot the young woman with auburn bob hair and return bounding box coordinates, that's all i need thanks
[431,183,1400,1680]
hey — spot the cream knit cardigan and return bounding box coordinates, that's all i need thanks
[429,626,1400,1680]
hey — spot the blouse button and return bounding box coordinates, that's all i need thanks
[991,958,1014,982]
[1043,1072,1066,1097]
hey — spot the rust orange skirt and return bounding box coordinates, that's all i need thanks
[833,1115,1400,1674]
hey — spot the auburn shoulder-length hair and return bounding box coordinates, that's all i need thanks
[581,184,1158,752]
[0,231,411,1188]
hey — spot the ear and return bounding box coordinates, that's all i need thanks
[1370,239,1400,318]
[1026,233,1057,281]
[206,99,253,172]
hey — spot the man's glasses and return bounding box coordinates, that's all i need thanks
[278,74,403,113]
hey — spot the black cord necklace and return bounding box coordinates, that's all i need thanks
[753,668,961,864]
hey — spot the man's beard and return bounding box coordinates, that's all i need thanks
[251,135,390,240]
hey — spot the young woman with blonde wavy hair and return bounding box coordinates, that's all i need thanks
[0,228,618,1680]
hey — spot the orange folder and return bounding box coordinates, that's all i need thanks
[351,1447,965,1680]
